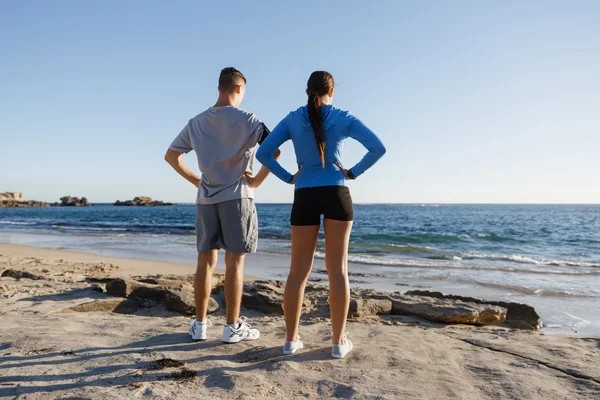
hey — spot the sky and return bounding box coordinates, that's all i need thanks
[1,1,599,204]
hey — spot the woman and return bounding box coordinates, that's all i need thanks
[256,71,386,358]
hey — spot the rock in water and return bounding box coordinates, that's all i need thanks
[0,192,23,201]
[59,196,91,206]
[113,197,172,206]
[0,200,52,208]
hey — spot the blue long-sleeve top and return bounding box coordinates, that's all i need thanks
[256,105,386,189]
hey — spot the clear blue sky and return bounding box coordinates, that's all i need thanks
[1,1,599,204]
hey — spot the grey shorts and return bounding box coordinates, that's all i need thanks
[195,199,258,254]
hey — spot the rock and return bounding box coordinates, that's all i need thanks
[126,285,219,315]
[502,303,542,330]
[61,299,138,314]
[1,269,45,280]
[136,277,189,288]
[0,200,52,208]
[405,290,444,298]
[405,290,541,330]
[87,277,118,284]
[505,320,536,330]
[59,196,91,206]
[241,280,284,315]
[0,192,23,201]
[114,197,172,206]
[134,273,223,290]
[349,298,392,318]
[90,284,104,293]
[390,294,506,325]
[106,278,147,297]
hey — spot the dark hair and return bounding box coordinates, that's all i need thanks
[306,71,334,167]
[219,67,247,93]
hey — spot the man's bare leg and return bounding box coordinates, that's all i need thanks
[194,250,218,322]
[224,251,245,324]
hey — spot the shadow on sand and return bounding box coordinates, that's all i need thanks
[0,332,340,397]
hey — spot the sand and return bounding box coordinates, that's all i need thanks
[0,244,599,399]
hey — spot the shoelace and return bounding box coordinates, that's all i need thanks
[232,316,251,333]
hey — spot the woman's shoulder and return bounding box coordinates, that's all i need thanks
[288,105,307,117]
[331,106,356,120]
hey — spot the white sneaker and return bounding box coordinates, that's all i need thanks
[221,317,260,343]
[189,319,212,341]
[283,337,304,355]
[332,332,353,359]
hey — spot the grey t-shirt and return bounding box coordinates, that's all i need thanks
[169,106,266,205]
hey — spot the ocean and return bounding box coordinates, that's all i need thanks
[1,204,599,334]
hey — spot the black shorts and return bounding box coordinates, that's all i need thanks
[291,186,354,226]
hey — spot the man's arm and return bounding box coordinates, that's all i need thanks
[245,149,281,188]
[164,149,201,188]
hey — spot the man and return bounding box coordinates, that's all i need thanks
[164,67,279,343]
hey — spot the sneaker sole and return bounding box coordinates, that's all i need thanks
[221,337,259,344]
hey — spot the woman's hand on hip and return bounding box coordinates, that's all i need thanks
[290,166,303,185]
[335,162,350,179]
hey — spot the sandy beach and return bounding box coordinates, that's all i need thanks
[0,243,598,399]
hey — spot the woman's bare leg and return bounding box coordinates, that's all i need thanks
[323,219,353,344]
[283,225,320,342]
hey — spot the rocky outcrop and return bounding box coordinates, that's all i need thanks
[0,193,91,207]
[405,290,541,330]
[349,298,393,318]
[59,196,91,206]
[228,280,510,326]
[241,281,286,315]
[68,274,537,329]
[0,192,23,201]
[0,200,52,208]
[114,197,172,206]
[389,294,506,325]
[105,277,219,315]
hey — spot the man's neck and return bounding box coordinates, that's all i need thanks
[214,95,237,108]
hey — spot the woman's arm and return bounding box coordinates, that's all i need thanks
[344,114,386,179]
[256,116,295,183]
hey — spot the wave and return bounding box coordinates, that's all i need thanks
[307,251,600,276]
[451,278,598,297]
[0,220,38,225]
[51,225,128,232]
[460,252,600,268]
[348,242,436,255]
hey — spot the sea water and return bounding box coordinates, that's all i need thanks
[1,204,599,334]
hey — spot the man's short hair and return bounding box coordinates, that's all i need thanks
[219,67,247,93]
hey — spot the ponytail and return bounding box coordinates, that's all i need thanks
[306,71,334,168]
[307,92,326,167]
